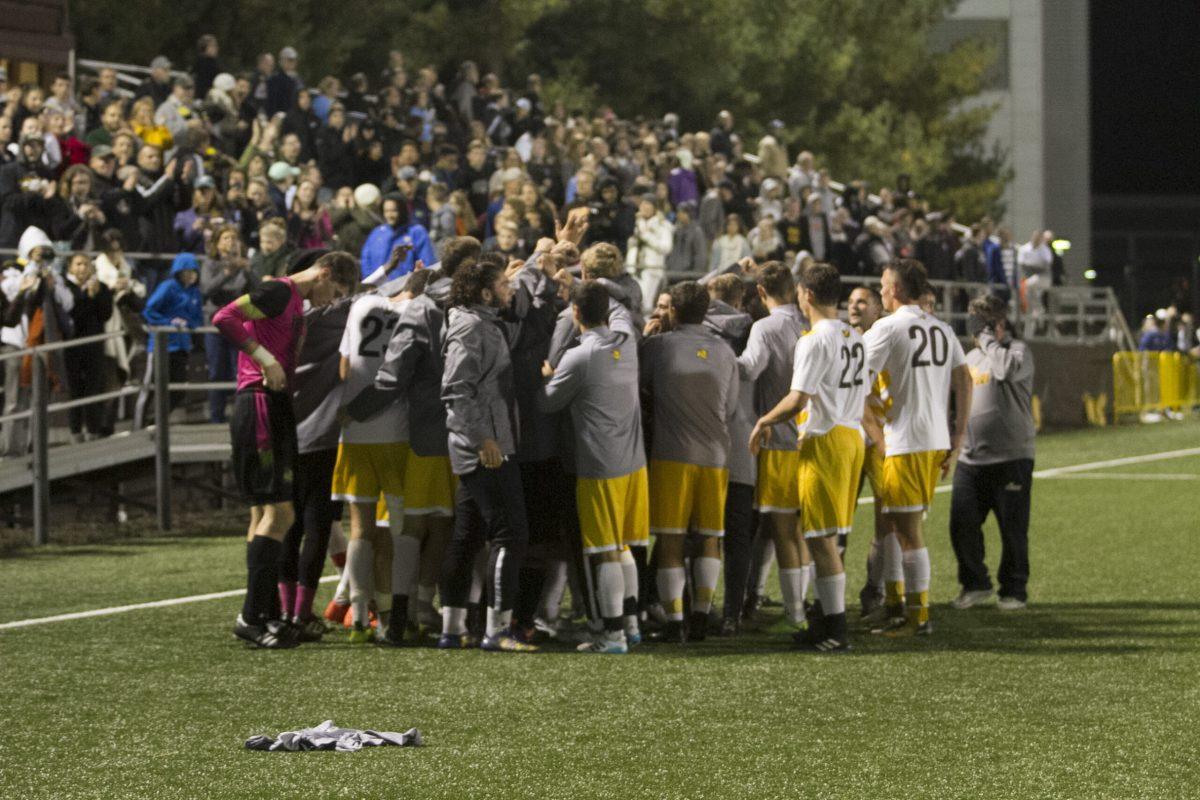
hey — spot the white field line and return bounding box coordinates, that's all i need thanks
[0,574,338,631]
[3,447,1199,632]
[1041,472,1199,481]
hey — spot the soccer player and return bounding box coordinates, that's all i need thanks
[863,259,973,635]
[347,237,482,636]
[641,281,740,642]
[438,259,536,652]
[331,280,412,645]
[539,280,645,653]
[736,262,811,632]
[846,285,897,618]
[749,262,867,651]
[214,251,359,649]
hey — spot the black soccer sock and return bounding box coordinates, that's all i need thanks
[246,536,283,624]
[513,566,544,628]
[631,545,651,611]
[391,593,409,626]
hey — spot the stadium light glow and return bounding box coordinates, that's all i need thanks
[1051,239,1071,254]
[1083,269,1097,281]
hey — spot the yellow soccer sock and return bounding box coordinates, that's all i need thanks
[885,580,906,608]
[906,591,929,625]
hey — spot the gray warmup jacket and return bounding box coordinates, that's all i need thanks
[294,295,353,454]
[640,322,739,469]
[442,304,517,475]
[538,307,643,480]
[961,331,1036,465]
[704,299,756,486]
[738,304,808,450]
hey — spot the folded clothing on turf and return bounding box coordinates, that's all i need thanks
[244,720,422,752]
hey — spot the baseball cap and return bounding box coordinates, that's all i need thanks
[268,162,300,182]
[90,144,115,160]
[195,175,217,190]
[150,56,172,71]
[20,133,43,146]
[397,165,418,181]
[280,46,299,61]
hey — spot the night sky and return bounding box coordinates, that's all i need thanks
[1090,2,1200,195]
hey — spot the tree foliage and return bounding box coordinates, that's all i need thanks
[69,0,1008,218]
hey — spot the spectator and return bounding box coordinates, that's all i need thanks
[315,103,356,189]
[193,34,221,98]
[709,213,752,274]
[85,100,127,148]
[699,179,731,245]
[134,252,203,429]
[426,182,457,247]
[756,178,784,223]
[665,202,707,275]
[584,177,634,251]
[241,177,279,250]
[667,148,699,208]
[130,96,173,151]
[748,215,784,262]
[987,226,1017,302]
[710,110,735,158]
[1137,315,1171,352]
[1044,230,1066,286]
[854,215,892,275]
[173,176,223,254]
[266,46,302,115]
[136,56,174,107]
[0,134,56,247]
[155,76,196,140]
[62,253,114,440]
[955,224,989,284]
[200,225,255,423]
[359,192,435,284]
[788,150,817,199]
[287,179,333,249]
[330,183,381,257]
[1017,229,1052,332]
[626,193,674,313]
[483,220,526,261]
[94,229,146,403]
[267,161,299,217]
[52,164,108,250]
[800,195,830,262]
[249,218,293,280]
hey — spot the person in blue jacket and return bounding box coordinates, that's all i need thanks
[359,193,436,285]
[134,253,204,428]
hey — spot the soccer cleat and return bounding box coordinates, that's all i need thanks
[625,627,643,647]
[861,604,903,628]
[295,617,327,643]
[348,626,376,645]
[436,632,479,649]
[509,623,538,646]
[657,620,686,644]
[742,592,764,621]
[859,587,884,617]
[577,634,628,654]
[881,619,935,638]
[951,589,993,610]
[323,599,351,625]
[687,611,709,642]
[800,636,852,654]
[996,596,1027,611]
[378,622,405,648]
[789,621,813,648]
[719,617,740,637]
[533,616,560,639]
[480,632,539,652]
[233,615,300,649]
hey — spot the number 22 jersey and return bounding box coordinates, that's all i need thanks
[339,294,409,445]
[790,318,869,438]
[863,304,965,456]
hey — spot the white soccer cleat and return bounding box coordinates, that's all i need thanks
[951,589,993,610]
[996,596,1027,611]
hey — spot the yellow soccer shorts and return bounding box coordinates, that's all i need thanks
[755,449,800,513]
[879,449,945,514]
[402,452,457,517]
[859,438,883,499]
[330,441,409,504]
[576,467,650,554]
[649,459,727,537]
[797,425,865,538]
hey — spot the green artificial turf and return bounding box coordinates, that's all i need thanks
[1,421,1198,799]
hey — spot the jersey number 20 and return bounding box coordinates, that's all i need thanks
[909,325,949,367]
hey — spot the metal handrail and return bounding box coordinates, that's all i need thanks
[0,330,127,363]
[0,247,181,261]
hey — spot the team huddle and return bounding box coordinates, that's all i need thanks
[213,211,973,653]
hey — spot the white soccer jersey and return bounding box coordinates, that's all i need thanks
[790,318,869,438]
[338,294,409,445]
[863,304,964,455]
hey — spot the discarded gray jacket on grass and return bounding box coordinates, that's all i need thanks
[244,720,423,752]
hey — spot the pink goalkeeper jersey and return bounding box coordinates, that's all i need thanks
[212,278,307,391]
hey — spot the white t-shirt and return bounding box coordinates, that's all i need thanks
[790,318,868,438]
[863,305,964,455]
[338,294,409,445]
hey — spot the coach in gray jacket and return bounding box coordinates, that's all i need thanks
[949,295,1035,611]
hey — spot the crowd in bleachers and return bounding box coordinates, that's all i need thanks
[0,37,1063,452]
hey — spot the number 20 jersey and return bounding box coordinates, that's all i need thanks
[790,319,869,439]
[863,304,965,456]
[338,294,409,445]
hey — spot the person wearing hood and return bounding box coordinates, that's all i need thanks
[134,252,203,428]
[665,202,708,276]
[0,134,57,247]
[359,193,435,285]
[1,227,74,455]
[62,253,115,440]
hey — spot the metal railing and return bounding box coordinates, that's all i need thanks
[1,327,235,545]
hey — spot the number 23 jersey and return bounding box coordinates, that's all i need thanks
[339,294,410,445]
[863,304,964,456]
[790,319,869,439]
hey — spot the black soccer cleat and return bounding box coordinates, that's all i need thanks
[687,611,709,642]
[233,614,300,649]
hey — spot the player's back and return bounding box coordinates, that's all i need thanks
[642,324,738,469]
[341,294,408,444]
[864,304,964,455]
[567,326,644,479]
[793,319,869,436]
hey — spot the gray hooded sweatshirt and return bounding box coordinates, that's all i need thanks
[441,303,517,475]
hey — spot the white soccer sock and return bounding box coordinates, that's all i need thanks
[884,533,904,584]
[346,538,374,627]
[779,567,806,626]
[754,536,775,595]
[328,520,347,575]
[656,566,686,621]
[332,568,351,605]
[485,607,512,637]
[538,559,568,621]
[866,537,884,593]
[442,606,467,635]
[815,573,847,616]
[902,547,932,594]
[618,549,639,631]
[691,556,722,615]
[596,561,624,621]
[803,563,815,601]
[390,533,421,601]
